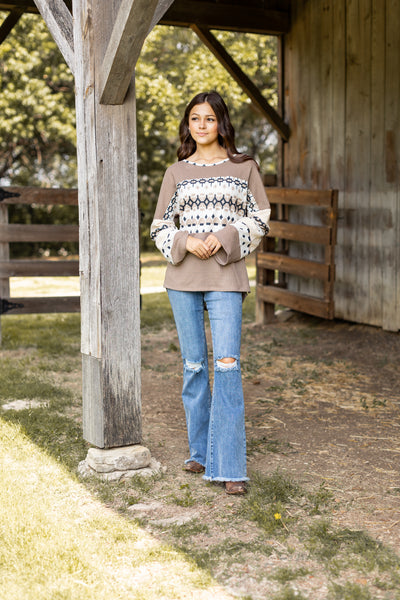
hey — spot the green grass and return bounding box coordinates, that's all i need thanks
[272,588,308,600]
[305,519,400,581]
[0,358,73,403]
[270,567,310,584]
[1,313,81,355]
[170,483,197,507]
[0,419,221,600]
[246,435,288,456]
[328,581,373,600]
[2,264,400,600]
[243,471,301,535]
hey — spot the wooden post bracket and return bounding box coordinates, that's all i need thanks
[191,24,290,142]
[33,0,74,73]
[0,8,25,45]
[99,0,175,105]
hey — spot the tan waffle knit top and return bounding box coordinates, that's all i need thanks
[150,158,271,292]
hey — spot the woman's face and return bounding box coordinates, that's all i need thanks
[188,102,219,147]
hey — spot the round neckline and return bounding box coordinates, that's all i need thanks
[183,157,230,167]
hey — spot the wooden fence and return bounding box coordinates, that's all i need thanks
[0,186,80,331]
[0,184,338,333]
[256,188,338,323]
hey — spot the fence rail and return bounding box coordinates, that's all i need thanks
[0,186,79,333]
[256,187,338,322]
[0,184,338,335]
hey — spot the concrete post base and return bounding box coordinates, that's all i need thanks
[77,444,164,481]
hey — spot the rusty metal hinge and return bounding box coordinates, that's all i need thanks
[0,299,24,314]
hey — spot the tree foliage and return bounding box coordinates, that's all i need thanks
[0,13,76,187]
[0,13,278,252]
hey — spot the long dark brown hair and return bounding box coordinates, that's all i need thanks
[177,91,253,164]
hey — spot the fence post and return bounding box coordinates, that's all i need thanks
[0,204,10,344]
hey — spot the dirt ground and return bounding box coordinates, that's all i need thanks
[138,311,400,599]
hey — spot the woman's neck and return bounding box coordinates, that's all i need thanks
[190,145,228,164]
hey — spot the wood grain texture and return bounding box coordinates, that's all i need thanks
[269,221,332,245]
[0,187,77,205]
[99,0,159,105]
[160,0,290,34]
[0,224,78,242]
[0,259,79,276]
[257,252,330,281]
[0,207,10,298]
[257,284,333,319]
[2,296,80,313]
[73,0,142,447]
[33,0,74,72]
[283,0,399,330]
[0,205,10,342]
[256,187,337,323]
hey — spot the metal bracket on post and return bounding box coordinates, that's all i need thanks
[0,299,24,314]
[0,188,20,202]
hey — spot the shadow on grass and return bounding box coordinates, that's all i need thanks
[0,292,255,472]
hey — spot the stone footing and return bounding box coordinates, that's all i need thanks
[77,444,165,481]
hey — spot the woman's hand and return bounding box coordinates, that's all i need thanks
[186,236,212,260]
[205,234,222,256]
[186,234,222,259]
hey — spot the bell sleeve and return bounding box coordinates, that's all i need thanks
[150,167,189,265]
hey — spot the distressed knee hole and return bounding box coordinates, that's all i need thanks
[216,357,237,370]
[184,359,203,373]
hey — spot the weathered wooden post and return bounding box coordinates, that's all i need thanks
[33,0,174,477]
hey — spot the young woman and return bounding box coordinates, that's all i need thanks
[151,91,270,494]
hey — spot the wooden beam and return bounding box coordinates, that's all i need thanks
[148,0,175,32]
[257,284,334,320]
[0,1,72,12]
[0,186,77,205]
[0,259,79,276]
[160,0,290,35]
[0,8,24,44]
[191,25,290,141]
[73,0,142,448]
[0,224,78,242]
[266,187,335,207]
[99,0,159,105]
[257,252,330,280]
[1,296,80,314]
[0,0,290,34]
[33,0,74,73]
[268,221,332,245]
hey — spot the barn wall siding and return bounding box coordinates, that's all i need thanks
[283,0,399,331]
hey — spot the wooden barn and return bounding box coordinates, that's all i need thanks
[0,0,399,453]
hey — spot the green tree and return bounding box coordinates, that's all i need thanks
[0,12,76,187]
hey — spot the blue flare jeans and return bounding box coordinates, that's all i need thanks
[167,289,248,482]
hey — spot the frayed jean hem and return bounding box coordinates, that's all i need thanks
[203,475,250,482]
